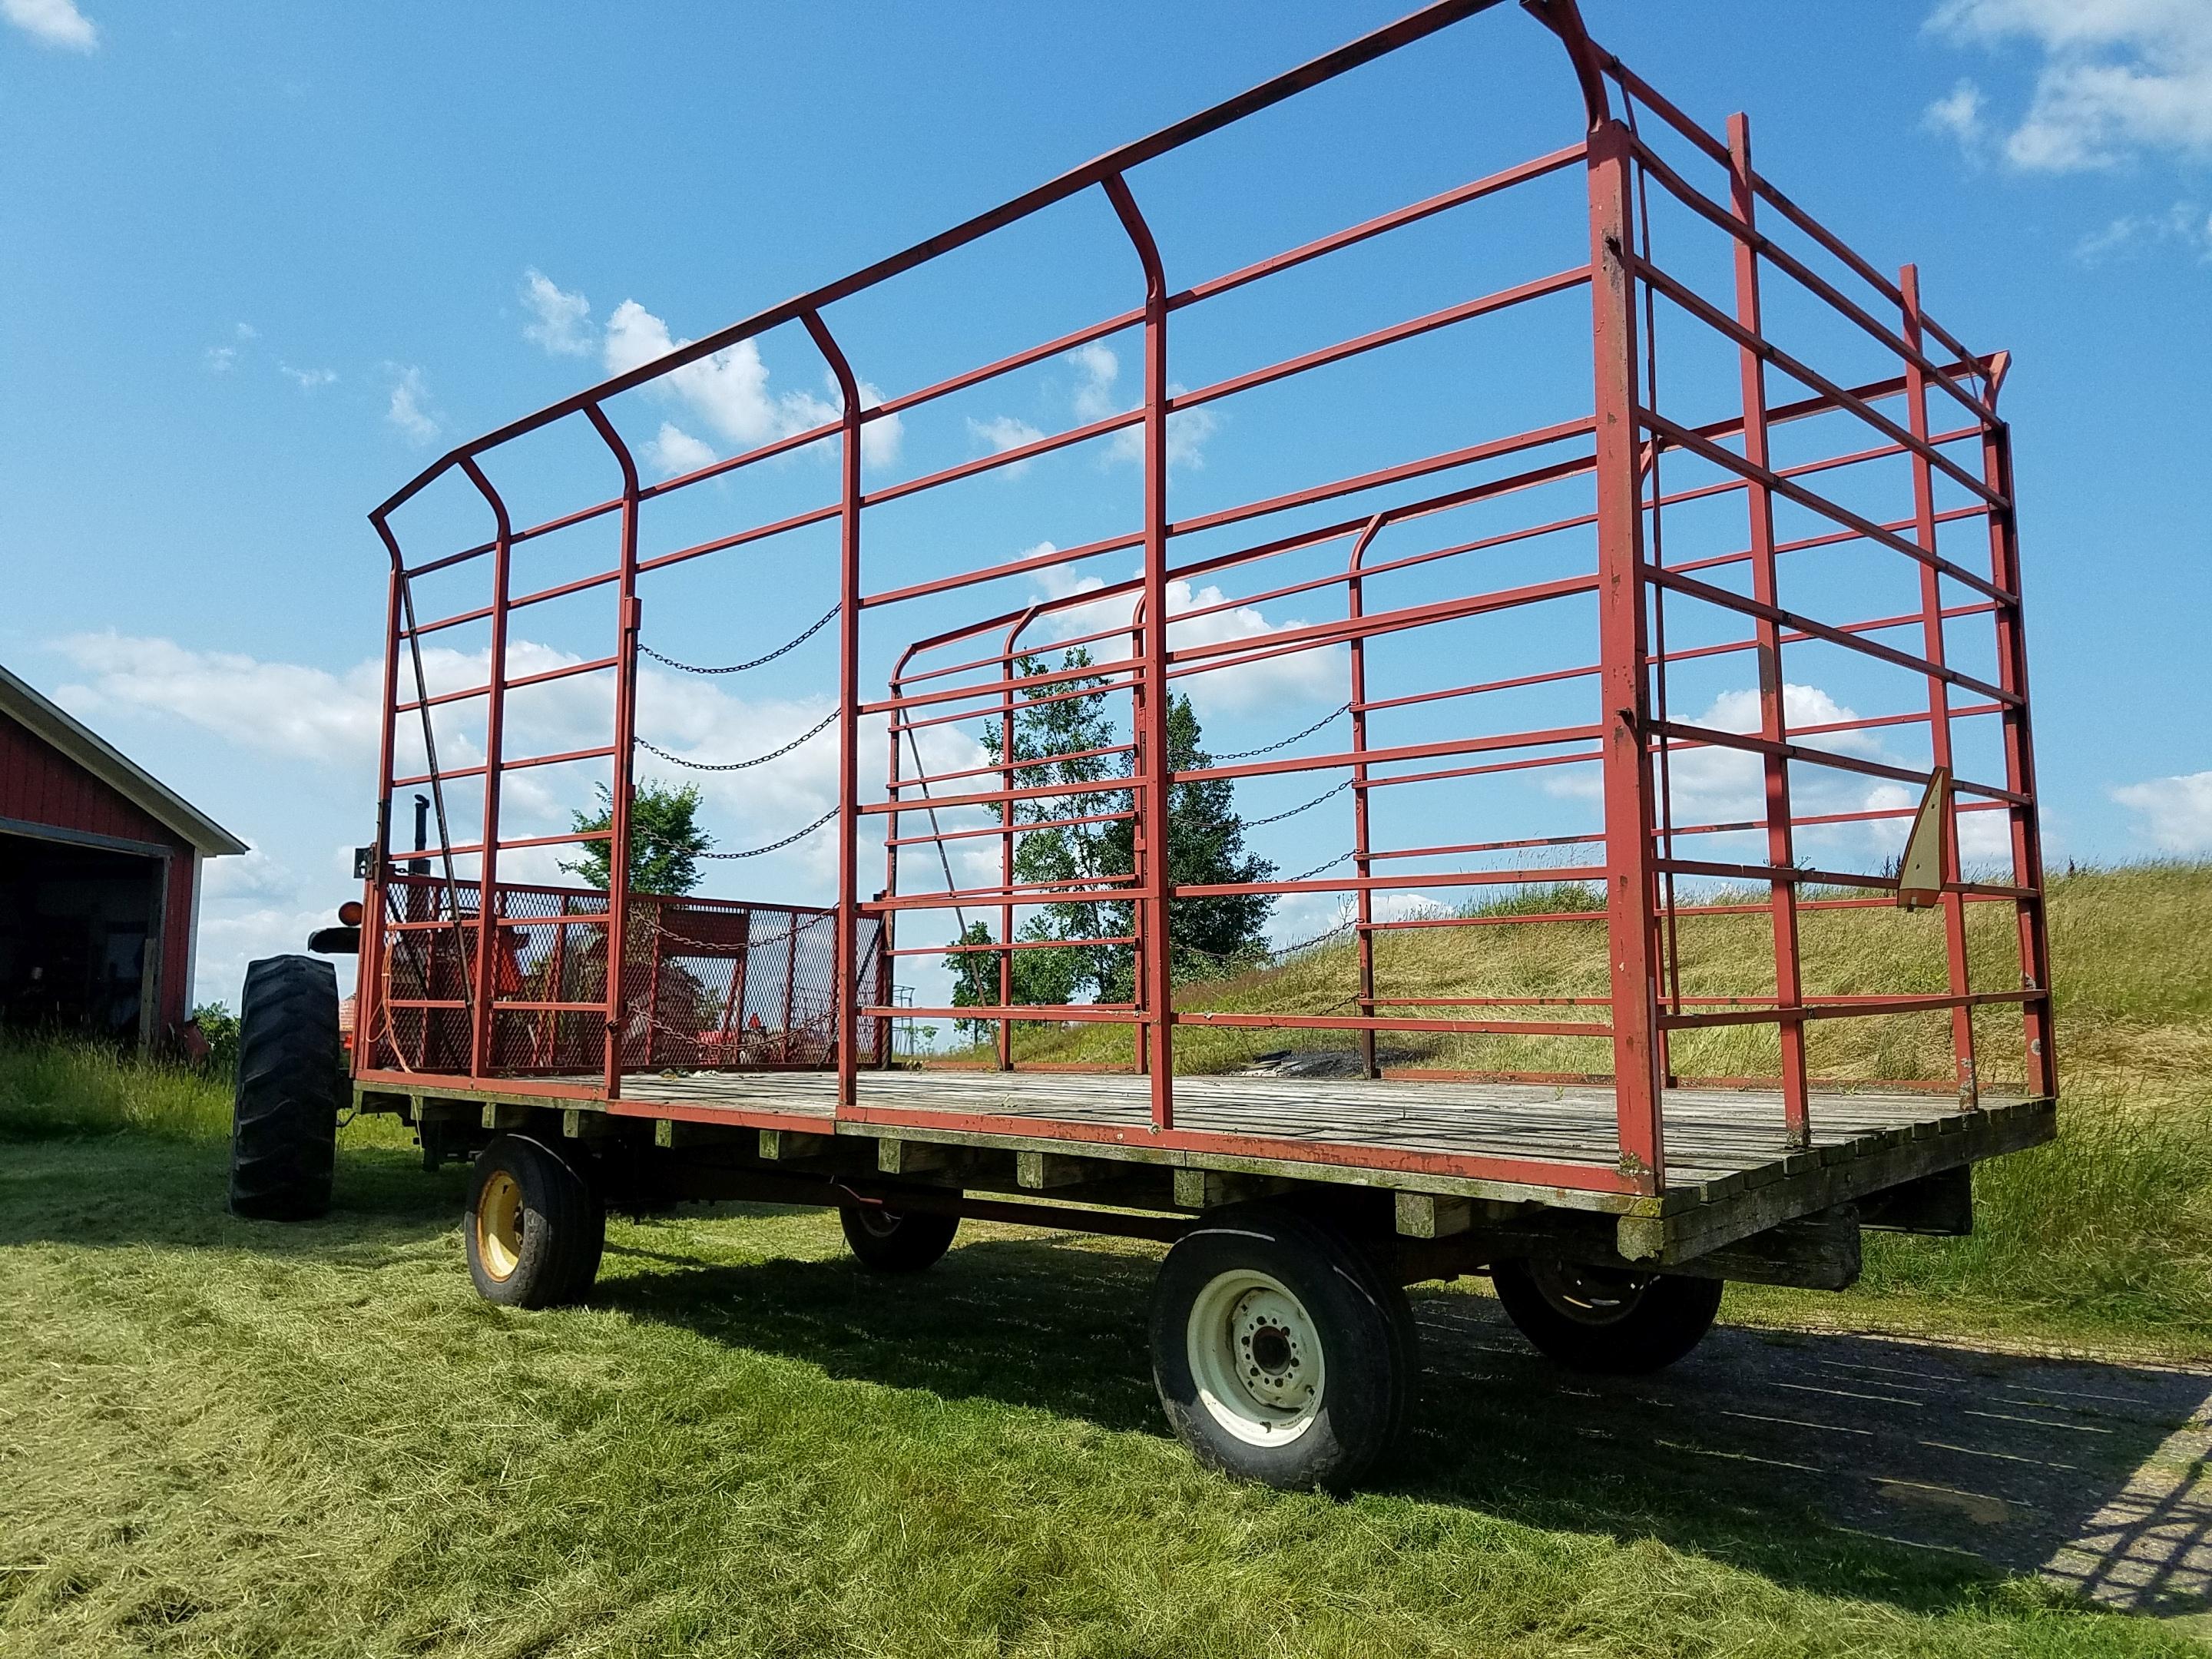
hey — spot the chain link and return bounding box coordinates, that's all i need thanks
[1285,848,1354,885]
[636,710,836,773]
[1243,775,1353,827]
[638,604,839,676]
[694,805,839,859]
[1181,913,1358,966]
[1210,701,1350,761]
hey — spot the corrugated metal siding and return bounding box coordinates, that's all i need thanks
[1,715,201,1032]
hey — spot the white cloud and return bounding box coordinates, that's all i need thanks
[280,363,338,390]
[1923,78,1988,147]
[2075,199,2212,261]
[2113,770,2212,852]
[46,628,993,1012]
[967,413,1046,467]
[1067,343,1121,423]
[601,298,903,469]
[1929,0,2212,171]
[1028,555,1342,717]
[1061,343,1218,469]
[386,364,439,444]
[644,421,717,478]
[52,632,382,763]
[205,322,257,373]
[1548,682,2019,866]
[521,268,592,356]
[48,627,986,923]
[200,847,296,909]
[3,0,98,51]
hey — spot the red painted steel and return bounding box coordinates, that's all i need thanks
[354,0,2051,1196]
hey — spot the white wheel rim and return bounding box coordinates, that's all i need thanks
[1186,1268,1326,1447]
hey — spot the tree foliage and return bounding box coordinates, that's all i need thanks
[943,651,1273,1037]
[561,780,714,896]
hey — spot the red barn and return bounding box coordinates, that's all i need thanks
[0,663,246,1047]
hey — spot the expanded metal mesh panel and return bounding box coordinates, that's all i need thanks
[368,875,880,1078]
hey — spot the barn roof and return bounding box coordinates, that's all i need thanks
[0,662,248,857]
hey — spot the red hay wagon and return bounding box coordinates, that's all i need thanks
[231,0,2054,1488]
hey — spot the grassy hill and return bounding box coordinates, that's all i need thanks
[981,861,2212,1089]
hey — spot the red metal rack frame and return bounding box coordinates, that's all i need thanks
[355,0,2050,1203]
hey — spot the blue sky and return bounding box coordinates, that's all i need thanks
[3,0,2207,1014]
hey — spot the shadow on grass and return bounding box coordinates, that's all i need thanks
[0,1134,468,1263]
[593,1230,2212,1622]
[9,1136,2209,1623]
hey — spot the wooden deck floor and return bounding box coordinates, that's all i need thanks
[593,1068,2033,1206]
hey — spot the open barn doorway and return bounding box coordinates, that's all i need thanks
[0,830,164,1045]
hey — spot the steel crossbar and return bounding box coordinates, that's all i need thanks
[356,0,2051,1198]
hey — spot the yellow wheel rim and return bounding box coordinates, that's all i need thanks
[478,1170,525,1280]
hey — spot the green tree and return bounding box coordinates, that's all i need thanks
[943,651,1273,1031]
[561,780,714,895]
[1097,693,1277,996]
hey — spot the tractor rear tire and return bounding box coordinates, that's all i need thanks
[227,955,343,1221]
[1492,1257,1722,1375]
[465,1135,606,1308]
[839,1203,960,1273]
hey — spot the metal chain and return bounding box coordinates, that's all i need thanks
[1210,701,1350,761]
[650,910,830,955]
[1286,848,1354,885]
[1243,775,1353,827]
[694,804,839,859]
[638,603,839,676]
[1182,913,1357,966]
[636,710,836,772]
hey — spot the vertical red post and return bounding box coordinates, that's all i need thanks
[359,555,404,1076]
[1587,119,1664,1191]
[1900,266,1979,1108]
[585,406,641,1101]
[998,659,1017,1071]
[1128,604,1151,1078]
[1727,114,1810,1145]
[806,311,864,1108]
[1981,416,2055,1097]
[1105,172,1176,1131]
[1347,517,1383,1080]
[458,458,512,1081]
[879,697,901,1071]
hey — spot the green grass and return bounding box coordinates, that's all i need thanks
[0,1037,236,1143]
[2,865,2210,1654]
[2,1132,2199,1658]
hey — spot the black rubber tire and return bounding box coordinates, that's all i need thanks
[465,1134,606,1308]
[1151,1201,1413,1491]
[1309,1210,1421,1455]
[227,955,343,1221]
[1492,1257,1723,1375]
[839,1203,960,1273]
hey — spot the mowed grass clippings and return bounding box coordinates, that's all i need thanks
[0,1132,2190,1659]
[2,862,2210,1654]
